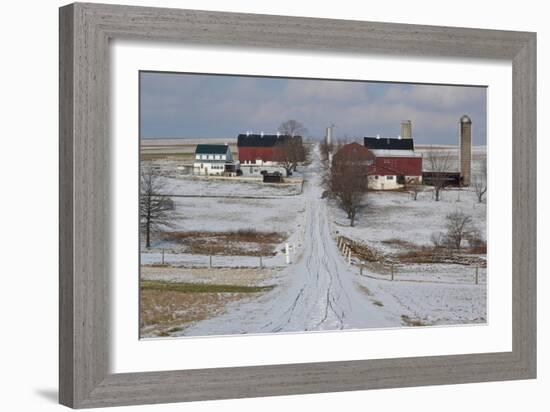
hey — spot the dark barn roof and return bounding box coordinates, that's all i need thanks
[237,134,301,147]
[195,144,229,155]
[364,137,414,150]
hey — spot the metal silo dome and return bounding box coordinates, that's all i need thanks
[460,114,472,123]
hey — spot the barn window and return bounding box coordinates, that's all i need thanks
[215,155,220,160]
[387,175,394,180]
[195,155,200,159]
[374,175,379,180]
[221,155,226,160]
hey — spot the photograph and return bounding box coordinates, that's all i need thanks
[138,71,487,338]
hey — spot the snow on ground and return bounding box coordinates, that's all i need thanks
[143,191,306,261]
[358,275,486,326]
[141,251,288,268]
[169,196,304,233]
[159,175,303,197]
[358,262,486,285]
[417,145,487,178]
[180,151,401,336]
[141,144,487,338]
[141,266,283,288]
[330,188,486,255]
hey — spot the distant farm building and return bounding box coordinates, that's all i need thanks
[193,144,236,176]
[422,171,461,186]
[421,115,473,187]
[364,136,423,190]
[237,132,301,176]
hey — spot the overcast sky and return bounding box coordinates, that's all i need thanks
[140,71,486,145]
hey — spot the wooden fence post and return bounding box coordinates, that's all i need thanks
[475,266,479,285]
[259,256,263,268]
[209,255,212,268]
[391,264,394,281]
[161,248,165,265]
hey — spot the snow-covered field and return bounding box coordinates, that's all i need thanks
[357,275,486,326]
[140,144,487,338]
[330,188,486,254]
[158,175,303,197]
[417,145,487,178]
[142,173,306,269]
[141,251,288,268]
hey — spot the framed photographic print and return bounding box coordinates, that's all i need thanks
[59,2,536,408]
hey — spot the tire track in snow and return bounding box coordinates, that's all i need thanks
[180,145,397,337]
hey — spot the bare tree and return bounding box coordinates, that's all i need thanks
[426,149,452,201]
[328,148,370,227]
[140,167,175,248]
[472,160,487,203]
[274,135,306,175]
[443,211,477,250]
[405,177,422,201]
[278,119,307,137]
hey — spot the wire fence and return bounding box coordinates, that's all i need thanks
[141,243,300,269]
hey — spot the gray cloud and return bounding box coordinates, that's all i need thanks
[140,72,486,145]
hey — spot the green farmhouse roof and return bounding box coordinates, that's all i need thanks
[195,144,229,155]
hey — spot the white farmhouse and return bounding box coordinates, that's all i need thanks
[193,144,236,176]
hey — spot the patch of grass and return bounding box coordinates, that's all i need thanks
[166,327,183,333]
[141,280,274,294]
[467,242,487,254]
[381,238,418,249]
[358,285,373,296]
[395,247,486,267]
[165,230,285,244]
[163,230,286,257]
[401,314,429,327]
[140,279,276,338]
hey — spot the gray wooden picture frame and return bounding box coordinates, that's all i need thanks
[59,2,536,409]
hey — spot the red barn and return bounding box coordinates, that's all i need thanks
[237,133,302,176]
[364,136,423,190]
[237,133,285,163]
[237,133,303,175]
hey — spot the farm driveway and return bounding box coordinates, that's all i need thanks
[179,146,397,336]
